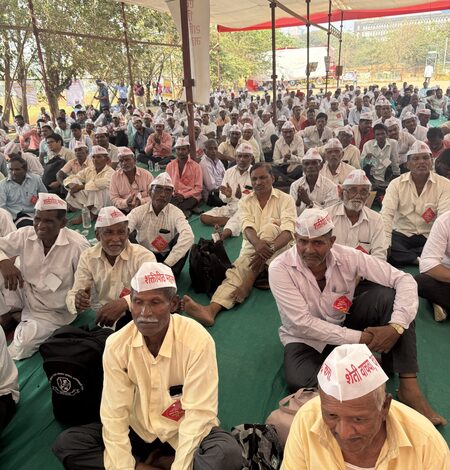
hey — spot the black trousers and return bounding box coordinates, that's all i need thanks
[272,164,302,181]
[284,282,418,392]
[415,273,450,311]
[154,234,189,277]
[136,153,173,167]
[53,422,243,470]
[171,196,198,212]
[389,231,427,267]
[0,393,16,435]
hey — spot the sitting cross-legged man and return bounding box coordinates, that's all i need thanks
[269,208,446,426]
[0,193,90,360]
[200,142,254,240]
[64,145,115,225]
[128,173,194,277]
[166,137,203,218]
[53,262,243,470]
[66,207,156,329]
[182,163,296,326]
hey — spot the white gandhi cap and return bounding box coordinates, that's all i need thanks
[150,172,174,188]
[95,206,128,228]
[131,262,177,293]
[295,208,334,238]
[35,193,67,211]
[318,344,388,402]
[342,169,371,187]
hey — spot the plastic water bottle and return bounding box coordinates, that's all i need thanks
[148,161,154,171]
[154,162,160,172]
[81,206,91,229]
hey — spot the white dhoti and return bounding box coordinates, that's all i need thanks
[203,204,242,237]
[66,189,111,215]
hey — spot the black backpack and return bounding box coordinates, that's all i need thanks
[231,424,283,470]
[189,238,232,296]
[39,325,113,425]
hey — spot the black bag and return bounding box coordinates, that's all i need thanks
[231,424,283,470]
[206,190,226,208]
[39,325,113,425]
[189,238,232,296]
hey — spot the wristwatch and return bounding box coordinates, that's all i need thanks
[390,323,405,335]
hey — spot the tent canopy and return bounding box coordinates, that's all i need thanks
[120,0,449,31]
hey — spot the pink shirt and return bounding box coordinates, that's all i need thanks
[166,158,203,201]
[20,128,41,151]
[110,167,153,209]
[144,131,172,157]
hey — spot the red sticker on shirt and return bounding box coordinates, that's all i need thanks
[422,207,436,224]
[242,189,251,195]
[161,399,185,422]
[151,235,169,252]
[119,287,131,298]
[333,296,352,313]
[356,245,369,254]
[30,194,38,205]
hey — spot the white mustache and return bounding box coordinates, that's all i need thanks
[136,317,159,324]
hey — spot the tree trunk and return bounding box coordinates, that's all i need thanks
[1,33,13,122]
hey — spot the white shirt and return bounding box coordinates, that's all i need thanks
[269,244,418,352]
[320,161,354,185]
[381,172,450,244]
[201,122,217,137]
[219,165,253,210]
[419,211,450,273]
[21,152,44,176]
[396,130,416,164]
[326,202,387,260]
[399,103,426,121]
[412,125,428,142]
[66,241,156,314]
[289,174,338,216]
[0,227,90,324]
[302,125,334,149]
[361,139,400,182]
[199,156,225,197]
[0,328,19,403]
[259,120,276,150]
[326,110,345,129]
[128,202,194,267]
[273,134,304,169]
[0,207,16,236]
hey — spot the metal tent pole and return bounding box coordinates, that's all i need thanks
[306,0,310,96]
[336,10,344,89]
[325,0,332,93]
[179,0,196,160]
[121,3,135,107]
[271,2,277,122]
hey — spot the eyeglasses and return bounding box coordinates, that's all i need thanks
[343,187,370,197]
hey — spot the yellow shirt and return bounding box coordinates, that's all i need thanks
[381,172,450,245]
[239,188,296,256]
[282,396,449,470]
[101,314,219,470]
[66,241,156,314]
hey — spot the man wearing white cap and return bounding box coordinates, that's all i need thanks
[259,110,276,162]
[128,173,194,277]
[56,140,91,186]
[94,126,119,169]
[0,155,47,228]
[399,93,426,121]
[166,137,203,218]
[269,208,446,426]
[184,163,296,325]
[55,262,243,470]
[282,344,449,469]
[0,193,90,359]
[320,138,354,185]
[361,123,400,197]
[66,207,156,329]
[221,109,241,141]
[326,99,345,130]
[302,112,334,150]
[218,125,241,166]
[402,111,427,142]
[64,145,115,224]
[290,148,338,216]
[335,126,361,169]
[239,122,262,162]
[141,119,173,167]
[351,112,374,153]
[384,117,416,171]
[415,210,450,322]
[272,121,304,182]
[381,141,450,267]
[372,97,396,126]
[200,143,253,239]
[110,146,153,212]
[326,170,387,260]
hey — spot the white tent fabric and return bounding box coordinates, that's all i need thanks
[119,0,447,31]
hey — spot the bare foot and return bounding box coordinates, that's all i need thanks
[231,284,252,303]
[68,215,82,226]
[398,379,448,426]
[181,295,217,326]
